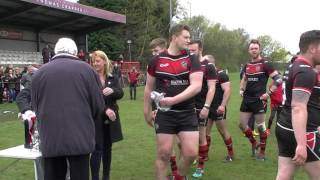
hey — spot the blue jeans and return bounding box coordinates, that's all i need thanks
[8,88,15,102]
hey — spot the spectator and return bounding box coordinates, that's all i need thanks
[90,50,124,180]
[42,44,51,64]
[112,62,122,87]
[0,68,4,104]
[32,37,105,180]
[127,66,140,100]
[21,65,37,90]
[14,67,22,96]
[4,69,16,103]
[78,49,86,61]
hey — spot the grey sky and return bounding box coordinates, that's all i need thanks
[66,0,320,53]
[180,0,320,53]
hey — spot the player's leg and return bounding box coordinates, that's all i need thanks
[239,111,257,157]
[155,133,175,180]
[169,138,178,176]
[206,119,214,149]
[275,122,299,179]
[192,116,208,178]
[304,161,320,180]
[276,156,299,180]
[266,106,277,135]
[178,131,199,176]
[255,113,267,160]
[216,113,234,161]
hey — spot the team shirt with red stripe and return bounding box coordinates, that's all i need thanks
[279,57,320,131]
[148,49,201,110]
[212,69,229,106]
[243,59,275,98]
[195,59,217,109]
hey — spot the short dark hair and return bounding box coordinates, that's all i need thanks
[149,38,167,49]
[248,39,260,48]
[299,30,320,53]
[169,24,190,41]
[189,40,203,49]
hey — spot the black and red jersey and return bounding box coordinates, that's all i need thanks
[278,57,320,131]
[212,69,229,106]
[243,59,275,98]
[147,49,202,110]
[195,59,217,109]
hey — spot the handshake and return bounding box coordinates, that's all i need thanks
[150,91,170,112]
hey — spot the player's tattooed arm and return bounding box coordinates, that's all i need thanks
[291,89,309,165]
[292,90,310,104]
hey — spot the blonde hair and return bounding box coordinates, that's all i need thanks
[91,50,113,77]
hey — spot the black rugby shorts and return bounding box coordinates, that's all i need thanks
[154,109,198,134]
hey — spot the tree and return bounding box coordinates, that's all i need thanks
[257,35,282,58]
[180,15,210,40]
[78,0,181,65]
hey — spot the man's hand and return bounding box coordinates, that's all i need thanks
[102,87,114,96]
[159,97,175,107]
[199,108,209,119]
[144,112,154,127]
[292,145,307,166]
[260,93,269,101]
[240,90,244,97]
[105,108,116,121]
[151,110,157,121]
[217,105,225,115]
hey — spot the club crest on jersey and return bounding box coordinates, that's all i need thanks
[181,61,188,68]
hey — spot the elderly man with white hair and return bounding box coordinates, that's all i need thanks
[31,38,105,180]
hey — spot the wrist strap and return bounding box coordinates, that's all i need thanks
[204,104,210,109]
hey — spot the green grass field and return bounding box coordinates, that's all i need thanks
[0,73,308,180]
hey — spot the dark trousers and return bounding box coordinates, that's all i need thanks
[43,154,90,180]
[90,125,112,180]
[8,88,15,102]
[129,83,137,100]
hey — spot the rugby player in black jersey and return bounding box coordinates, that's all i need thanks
[204,55,234,163]
[239,39,282,160]
[276,30,320,180]
[188,40,217,178]
[149,38,180,177]
[144,24,203,180]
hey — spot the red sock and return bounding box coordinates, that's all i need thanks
[170,156,178,175]
[173,174,187,180]
[244,128,257,145]
[224,137,234,157]
[198,144,208,169]
[259,131,268,155]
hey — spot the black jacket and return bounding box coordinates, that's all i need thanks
[103,75,124,143]
[16,86,31,113]
[31,54,105,157]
